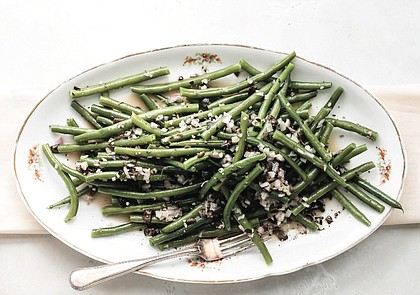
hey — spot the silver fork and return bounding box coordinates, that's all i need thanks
[70,233,255,290]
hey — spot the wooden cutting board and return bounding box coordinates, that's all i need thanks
[1,86,419,234]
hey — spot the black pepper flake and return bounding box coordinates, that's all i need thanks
[274,229,288,241]
[325,215,333,224]
[144,226,159,236]
[178,76,184,81]
[244,228,253,235]
[309,199,325,213]
[247,86,256,95]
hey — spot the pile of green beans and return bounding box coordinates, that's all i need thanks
[44,51,402,265]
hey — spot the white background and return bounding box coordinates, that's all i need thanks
[1,0,420,294]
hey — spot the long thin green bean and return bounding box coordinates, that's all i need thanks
[42,144,79,222]
[99,95,143,115]
[98,182,203,200]
[91,222,143,238]
[71,100,102,129]
[71,67,170,98]
[354,178,403,210]
[131,63,241,94]
[331,189,371,226]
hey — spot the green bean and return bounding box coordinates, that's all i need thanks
[101,203,166,216]
[71,67,170,98]
[325,118,378,141]
[85,171,120,182]
[310,86,344,131]
[286,91,318,104]
[163,102,240,128]
[239,59,263,76]
[169,139,226,148]
[60,164,87,182]
[257,78,282,124]
[289,81,332,90]
[139,93,159,110]
[91,222,143,238]
[296,100,313,111]
[206,92,249,109]
[131,63,241,94]
[98,182,202,200]
[153,93,173,106]
[66,118,79,127]
[354,178,402,210]
[71,100,102,129]
[278,109,310,121]
[131,113,164,136]
[136,103,199,121]
[161,203,204,234]
[96,116,114,126]
[90,104,130,121]
[49,125,94,135]
[74,118,134,142]
[294,214,319,231]
[161,127,207,144]
[223,164,264,230]
[158,235,200,250]
[56,142,109,153]
[233,112,249,163]
[115,146,208,158]
[345,183,385,213]
[99,95,143,115]
[113,134,157,147]
[341,144,368,163]
[42,144,79,222]
[217,130,258,140]
[149,217,211,246]
[331,189,371,226]
[183,150,224,171]
[130,214,170,225]
[318,121,335,145]
[257,97,281,139]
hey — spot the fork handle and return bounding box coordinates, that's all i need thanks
[69,246,197,291]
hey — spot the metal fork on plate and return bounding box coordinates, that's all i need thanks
[70,233,255,290]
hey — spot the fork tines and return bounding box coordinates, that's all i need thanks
[218,233,255,257]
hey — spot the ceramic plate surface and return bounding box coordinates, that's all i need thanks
[14,44,406,283]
